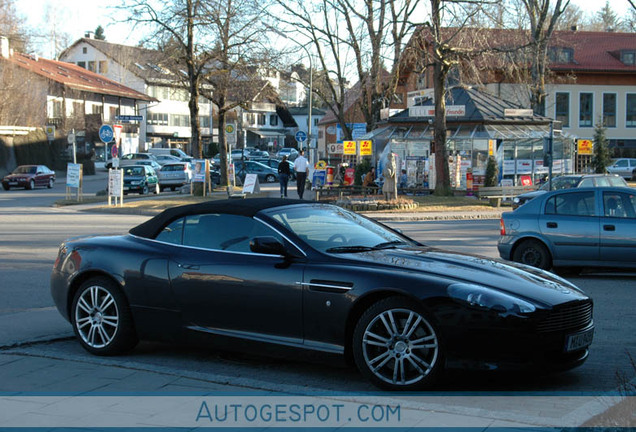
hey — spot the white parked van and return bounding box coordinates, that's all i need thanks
[148,147,192,162]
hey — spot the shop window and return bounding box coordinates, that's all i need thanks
[627,94,636,128]
[556,93,569,127]
[603,93,616,128]
[579,93,593,128]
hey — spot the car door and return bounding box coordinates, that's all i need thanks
[165,213,305,341]
[539,190,600,262]
[599,190,636,264]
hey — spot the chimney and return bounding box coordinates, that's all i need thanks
[571,25,578,32]
[1,36,10,59]
[84,31,94,39]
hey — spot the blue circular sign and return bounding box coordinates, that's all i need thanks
[295,131,307,142]
[99,125,114,143]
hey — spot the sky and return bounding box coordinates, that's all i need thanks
[14,0,635,58]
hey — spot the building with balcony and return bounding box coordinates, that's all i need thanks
[59,35,215,156]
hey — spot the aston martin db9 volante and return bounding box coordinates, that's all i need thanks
[51,199,594,390]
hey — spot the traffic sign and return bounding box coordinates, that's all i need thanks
[111,145,119,158]
[99,125,114,143]
[115,115,143,122]
[295,131,307,143]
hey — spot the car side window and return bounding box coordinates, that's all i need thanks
[579,178,594,187]
[155,218,185,244]
[545,192,595,216]
[603,192,636,218]
[180,214,283,252]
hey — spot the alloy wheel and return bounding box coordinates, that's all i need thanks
[74,285,119,349]
[361,307,439,387]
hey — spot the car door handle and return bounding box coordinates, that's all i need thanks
[603,225,616,231]
[546,222,558,228]
[177,263,200,270]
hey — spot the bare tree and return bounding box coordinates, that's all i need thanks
[0,61,46,126]
[197,0,274,186]
[118,0,219,159]
[521,0,570,115]
[0,0,30,52]
[271,0,426,139]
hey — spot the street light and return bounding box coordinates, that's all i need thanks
[269,27,313,165]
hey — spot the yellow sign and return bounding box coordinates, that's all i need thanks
[488,140,495,156]
[225,123,235,134]
[315,160,327,169]
[577,139,593,155]
[343,140,357,155]
[360,140,372,156]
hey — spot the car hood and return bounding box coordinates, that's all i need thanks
[341,246,587,306]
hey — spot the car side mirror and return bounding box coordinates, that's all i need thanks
[250,236,286,256]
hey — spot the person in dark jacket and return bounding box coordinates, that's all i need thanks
[278,156,290,198]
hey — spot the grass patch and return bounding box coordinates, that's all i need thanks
[408,195,502,212]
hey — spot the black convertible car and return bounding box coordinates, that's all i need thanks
[51,198,594,390]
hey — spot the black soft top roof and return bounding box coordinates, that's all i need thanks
[129,197,307,239]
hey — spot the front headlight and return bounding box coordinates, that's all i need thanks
[448,283,536,316]
[513,197,520,204]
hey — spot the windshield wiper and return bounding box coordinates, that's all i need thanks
[325,245,377,253]
[373,240,409,249]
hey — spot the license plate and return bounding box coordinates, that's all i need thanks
[123,187,129,191]
[565,328,594,352]
[9,182,18,185]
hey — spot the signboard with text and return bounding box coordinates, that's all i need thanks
[66,163,82,188]
[343,141,357,155]
[359,140,372,156]
[577,139,593,155]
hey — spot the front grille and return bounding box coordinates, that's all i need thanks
[536,301,593,333]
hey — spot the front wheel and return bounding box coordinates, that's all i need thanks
[71,277,138,355]
[140,184,149,195]
[27,179,35,190]
[353,297,443,390]
[512,239,551,270]
[47,178,54,188]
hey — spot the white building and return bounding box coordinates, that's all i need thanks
[59,35,214,156]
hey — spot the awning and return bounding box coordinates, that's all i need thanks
[246,128,286,138]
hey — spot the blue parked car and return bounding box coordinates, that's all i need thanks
[499,186,636,271]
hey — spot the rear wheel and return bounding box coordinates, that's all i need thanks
[265,174,276,183]
[353,297,443,390]
[71,277,138,355]
[140,184,149,195]
[513,239,551,270]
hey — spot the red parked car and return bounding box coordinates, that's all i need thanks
[2,165,56,190]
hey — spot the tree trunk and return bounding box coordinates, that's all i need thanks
[432,53,451,196]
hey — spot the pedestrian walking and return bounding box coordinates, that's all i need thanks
[294,149,309,199]
[278,156,290,198]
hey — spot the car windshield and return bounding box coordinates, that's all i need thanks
[13,166,37,174]
[124,167,144,176]
[263,205,415,253]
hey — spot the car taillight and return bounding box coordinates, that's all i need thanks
[499,218,506,236]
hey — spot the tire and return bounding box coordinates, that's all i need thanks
[2,183,9,191]
[47,178,54,189]
[512,239,551,270]
[140,184,149,195]
[71,277,138,355]
[265,174,276,183]
[27,179,35,190]
[154,184,159,194]
[353,297,443,391]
